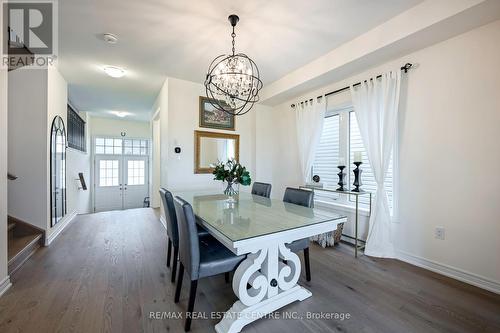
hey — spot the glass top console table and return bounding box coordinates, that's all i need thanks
[300,186,372,258]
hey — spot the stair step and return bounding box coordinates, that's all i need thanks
[8,233,43,275]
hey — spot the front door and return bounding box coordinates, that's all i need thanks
[123,155,148,209]
[95,155,123,212]
[94,137,149,212]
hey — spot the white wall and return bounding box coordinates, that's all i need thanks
[257,20,500,290]
[154,79,169,189]
[66,112,92,215]
[89,116,150,138]
[8,68,48,231]
[254,106,275,184]
[394,19,500,288]
[154,77,262,192]
[7,65,91,243]
[0,64,9,292]
[151,113,161,208]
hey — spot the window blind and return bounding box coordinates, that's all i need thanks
[311,115,340,201]
[349,112,393,209]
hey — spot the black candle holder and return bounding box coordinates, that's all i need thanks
[352,162,363,192]
[337,166,346,191]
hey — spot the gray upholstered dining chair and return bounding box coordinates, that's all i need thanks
[251,182,272,198]
[159,188,209,283]
[283,187,314,282]
[174,196,245,332]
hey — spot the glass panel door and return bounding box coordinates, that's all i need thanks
[94,156,123,212]
[123,156,149,209]
[93,136,150,212]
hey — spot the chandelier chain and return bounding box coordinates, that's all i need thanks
[231,26,236,55]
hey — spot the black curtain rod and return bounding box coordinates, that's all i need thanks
[291,63,413,108]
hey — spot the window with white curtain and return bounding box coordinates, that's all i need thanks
[311,107,394,210]
[349,112,393,209]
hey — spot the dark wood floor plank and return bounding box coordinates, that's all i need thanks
[0,208,498,333]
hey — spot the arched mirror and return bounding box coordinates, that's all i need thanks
[50,116,67,226]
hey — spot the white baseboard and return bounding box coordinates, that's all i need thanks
[0,276,12,298]
[397,250,500,295]
[159,215,167,231]
[45,211,77,246]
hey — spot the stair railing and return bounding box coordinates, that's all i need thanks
[7,172,18,180]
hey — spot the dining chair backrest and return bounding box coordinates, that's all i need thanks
[159,188,179,247]
[282,187,314,208]
[251,182,272,198]
[174,196,201,280]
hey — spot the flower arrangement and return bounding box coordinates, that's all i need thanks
[212,159,251,196]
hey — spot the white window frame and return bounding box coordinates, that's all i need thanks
[311,104,399,220]
[127,160,146,186]
[94,136,149,156]
[98,159,120,187]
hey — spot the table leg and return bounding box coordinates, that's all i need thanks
[369,193,372,217]
[215,243,312,333]
[355,195,358,258]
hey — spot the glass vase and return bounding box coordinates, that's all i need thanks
[223,179,239,202]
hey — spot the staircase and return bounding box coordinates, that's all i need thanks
[7,216,44,275]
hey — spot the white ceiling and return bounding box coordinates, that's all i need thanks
[59,0,423,121]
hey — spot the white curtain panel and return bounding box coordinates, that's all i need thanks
[294,99,326,182]
[350,70,401,258]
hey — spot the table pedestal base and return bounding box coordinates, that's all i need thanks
[215,286,312,333]
[215,241,311,333]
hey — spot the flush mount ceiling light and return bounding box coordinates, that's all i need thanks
[109,111,130,118]
[103,33,118,44]
[103,66,126,78]
[204,14,263,116]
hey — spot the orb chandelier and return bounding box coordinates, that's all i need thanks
[204,14,263,116]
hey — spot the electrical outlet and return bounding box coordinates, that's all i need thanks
[435,227,445,240]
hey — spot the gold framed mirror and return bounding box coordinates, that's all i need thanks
[194,130,240,174]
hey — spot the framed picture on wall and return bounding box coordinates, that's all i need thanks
[199,96,235,131]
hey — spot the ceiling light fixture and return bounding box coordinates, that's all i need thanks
[110,111,130,118]
[103,66,126,78]
[103,33,118,44]
[204,14,263,116]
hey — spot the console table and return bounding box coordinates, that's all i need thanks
[300,186,372,258]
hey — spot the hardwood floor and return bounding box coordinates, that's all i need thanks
[0,208,498,333]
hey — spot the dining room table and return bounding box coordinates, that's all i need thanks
[174,190,347,333]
